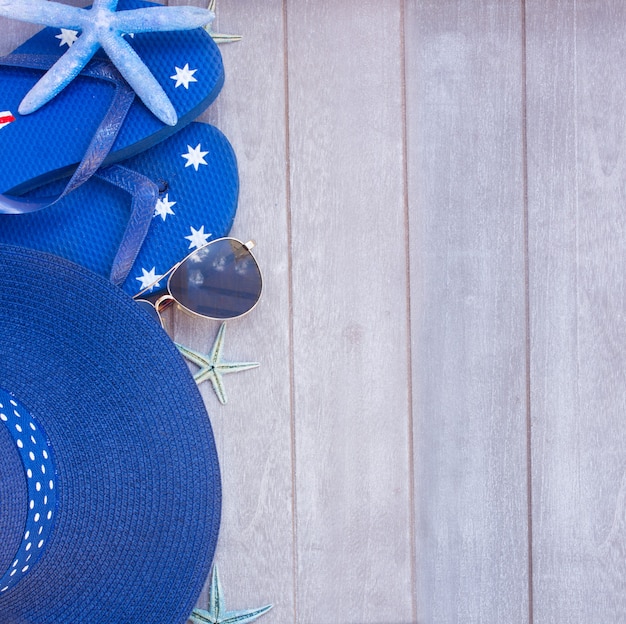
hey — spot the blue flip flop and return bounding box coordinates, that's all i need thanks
[0,0,223,209]
[0,121,238,295]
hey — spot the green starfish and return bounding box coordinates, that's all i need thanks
[204,0,241,44]
[176,322,259,405]
[190,564,273,624]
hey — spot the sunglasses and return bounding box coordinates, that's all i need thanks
[134,237,263,324]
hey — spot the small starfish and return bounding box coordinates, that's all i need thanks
[0,0,215,125]
[190,564,273,624]
[204,0,241,44]
[176,323,259,405]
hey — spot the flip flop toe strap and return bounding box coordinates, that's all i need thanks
[0,53,135,214]
[96,165,159,286]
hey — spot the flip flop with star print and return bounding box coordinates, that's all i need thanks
[0,0,223,204]
[0,121,238,295]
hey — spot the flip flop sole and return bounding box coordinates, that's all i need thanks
[0,122,238,296]
[0,0,223,195]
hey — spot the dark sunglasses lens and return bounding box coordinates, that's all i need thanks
[169,239,262,320]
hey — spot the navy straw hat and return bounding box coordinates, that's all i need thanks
[0,245,221,623]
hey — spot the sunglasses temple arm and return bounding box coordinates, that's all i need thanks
[132,262,180,301]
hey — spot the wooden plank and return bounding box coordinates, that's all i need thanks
[405,1,530,622]
[526,2,626,621]
[171,1,296,622]
[285,1,414,623]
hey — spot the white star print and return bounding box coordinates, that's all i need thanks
[181,144,209,171]
[153,193,176,220]
[136,267,164,292]
[185,225,211,249]
[170,63,198,89]
[55,28,78,47]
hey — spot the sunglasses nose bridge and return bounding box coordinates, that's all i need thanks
[155,293,176,313]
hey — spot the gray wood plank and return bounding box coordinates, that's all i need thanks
[172,1,296,622]
[526,2,626,621]
[405,1,530,622]
[285,1,414,622]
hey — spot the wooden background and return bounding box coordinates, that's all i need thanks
[3,1,626,622]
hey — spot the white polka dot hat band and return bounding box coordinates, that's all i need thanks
[0,390,57,594]
[0,246,221,624]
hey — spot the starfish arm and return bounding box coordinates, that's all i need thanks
[94,0,119,9]
[189,609,217,624]
[216,362,260,375]
[206,30,242,44]
[193,366,215,385]
[202,0,241,44]
[210,564,223,620]
[223,604,273,623]
[111,6,214,33]
[18,32,98,115]
[206,370,228,405]
[209,322,228,365]
[99,31,177,126]
[0,0,85,28]
[175,343,211,369]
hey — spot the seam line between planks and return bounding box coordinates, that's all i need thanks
[282,2,299,623]
[521,1,534,622]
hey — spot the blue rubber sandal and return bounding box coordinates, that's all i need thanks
[0,0,223,210]
[0,122,238,295]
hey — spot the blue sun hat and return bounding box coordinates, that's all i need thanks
[0,245,221,624]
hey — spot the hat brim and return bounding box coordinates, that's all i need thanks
[0,245,220,624]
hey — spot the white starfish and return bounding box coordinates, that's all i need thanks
[153,193,176,220]
[170,63,198,89]
[176,323,259,405]
[182,143,209,171]
[0,0,215,125]
[185,225,211,249]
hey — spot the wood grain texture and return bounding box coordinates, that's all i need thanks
[3,1,626,622]
[285,1,414,623]
[526,1,626,621]
[405,1,530,622]
[171,1,296,622]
